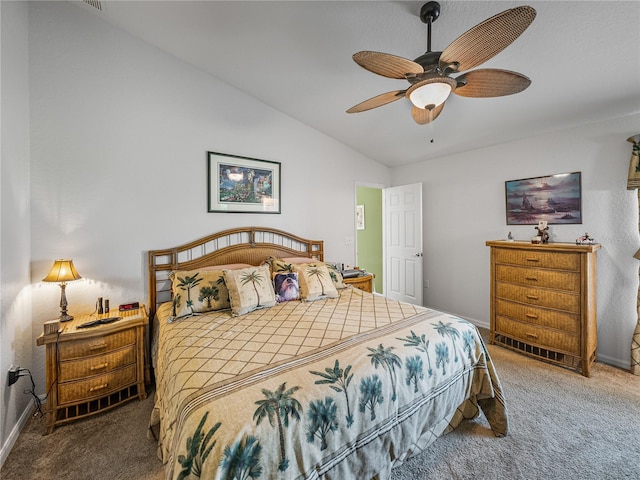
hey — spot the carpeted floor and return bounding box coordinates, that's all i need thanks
[2,340,640,480]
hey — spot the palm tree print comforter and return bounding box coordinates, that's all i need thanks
[150,288,507,480]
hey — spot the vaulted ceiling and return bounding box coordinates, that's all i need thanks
[74,1,640,167]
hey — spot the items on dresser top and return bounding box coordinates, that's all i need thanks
[37,306,148,433]
[486,241,600,377]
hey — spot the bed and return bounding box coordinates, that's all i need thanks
[147,227,507,480]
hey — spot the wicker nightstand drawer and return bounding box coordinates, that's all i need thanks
[58,345,136,382]
[496,282,580,313]
[58,364,137,404]
[58,329,136,360]
[496,264,580,292]
[495,316,579,354]
[494,248,580,271]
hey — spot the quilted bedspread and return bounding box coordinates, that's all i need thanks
[150,287,507,480]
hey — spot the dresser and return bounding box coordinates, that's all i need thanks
[37,306,148,433]
[486,241,600,377]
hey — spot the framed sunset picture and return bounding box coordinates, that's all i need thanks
[505,172,582,225]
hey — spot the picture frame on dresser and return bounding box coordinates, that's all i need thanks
[207,151,281,214]
[505,172,582,225]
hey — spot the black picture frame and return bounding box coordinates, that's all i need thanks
[505,172,582,225]
[207,151,281,214]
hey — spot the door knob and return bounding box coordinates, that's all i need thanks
[414,253,423,257]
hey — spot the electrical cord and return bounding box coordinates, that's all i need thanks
[15,368,44,418]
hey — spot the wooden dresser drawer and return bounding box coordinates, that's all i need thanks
[58,329,136,360]
[496,283,580,313]
[496,265,580,292]
[58,345,136,382]
[58,364,137,405]
[495,248,580,271]
[495,299,580,334]
[495,316,579,354]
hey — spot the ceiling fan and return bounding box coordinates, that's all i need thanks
[346,2,536,125]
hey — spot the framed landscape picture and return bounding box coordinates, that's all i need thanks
[208,151,281,213]
[505,172,582,225]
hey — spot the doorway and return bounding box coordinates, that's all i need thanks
[355,183,424,304]
[356,185,384,293]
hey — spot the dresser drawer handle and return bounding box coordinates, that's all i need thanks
[525,295,539,300]
[89,383,108,392]
[90,363,109,371]
[88,342,108,351]
[525,332,538,339]
[525,313,539,319]
[525,258,540,262]
[525,277,538,281]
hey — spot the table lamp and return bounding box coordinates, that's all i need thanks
[43,259,82,322]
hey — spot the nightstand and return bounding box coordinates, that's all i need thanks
[344,273,374,293]
[37,306,148,433]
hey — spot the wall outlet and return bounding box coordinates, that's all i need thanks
[8,366,21,386]
[424,280,430,288]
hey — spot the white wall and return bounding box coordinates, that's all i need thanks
[0,0,33,465]
[26,1,390,396]
[392,113,640,369]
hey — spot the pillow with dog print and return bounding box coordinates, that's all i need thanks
[273,272,300,302]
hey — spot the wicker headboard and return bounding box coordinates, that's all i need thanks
[147,226,324,319]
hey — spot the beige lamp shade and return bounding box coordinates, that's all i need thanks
[43,259,82,283]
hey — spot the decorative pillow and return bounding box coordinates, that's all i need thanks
[263,257,298,273]
[324,263,347,290]
[171,269,230,319]
[273,272,300,302]
[223,265,277,316]
[266,257,347,290]
[294,264,339,302]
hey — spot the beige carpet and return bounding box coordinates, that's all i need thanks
[2,342,639,480]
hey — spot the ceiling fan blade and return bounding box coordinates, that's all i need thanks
[454,69,531,98]
[353,51,423,79]
[412,103,445,125]
[440,6,536,73]
[347,90,406,113]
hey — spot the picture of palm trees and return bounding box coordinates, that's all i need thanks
[253,383,302,472]
[240,269,265,307]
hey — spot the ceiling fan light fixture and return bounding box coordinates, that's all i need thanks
[406,77,457,110]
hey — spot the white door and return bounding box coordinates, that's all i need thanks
[383,183,423,305]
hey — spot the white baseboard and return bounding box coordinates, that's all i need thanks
[0,396,46,468]
[596,353,631,371]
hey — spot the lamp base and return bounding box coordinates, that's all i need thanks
[59,314,74,322]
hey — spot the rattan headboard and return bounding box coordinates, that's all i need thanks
[147,226,324,319]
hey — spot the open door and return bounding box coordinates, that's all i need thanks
[383,183,423,305]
